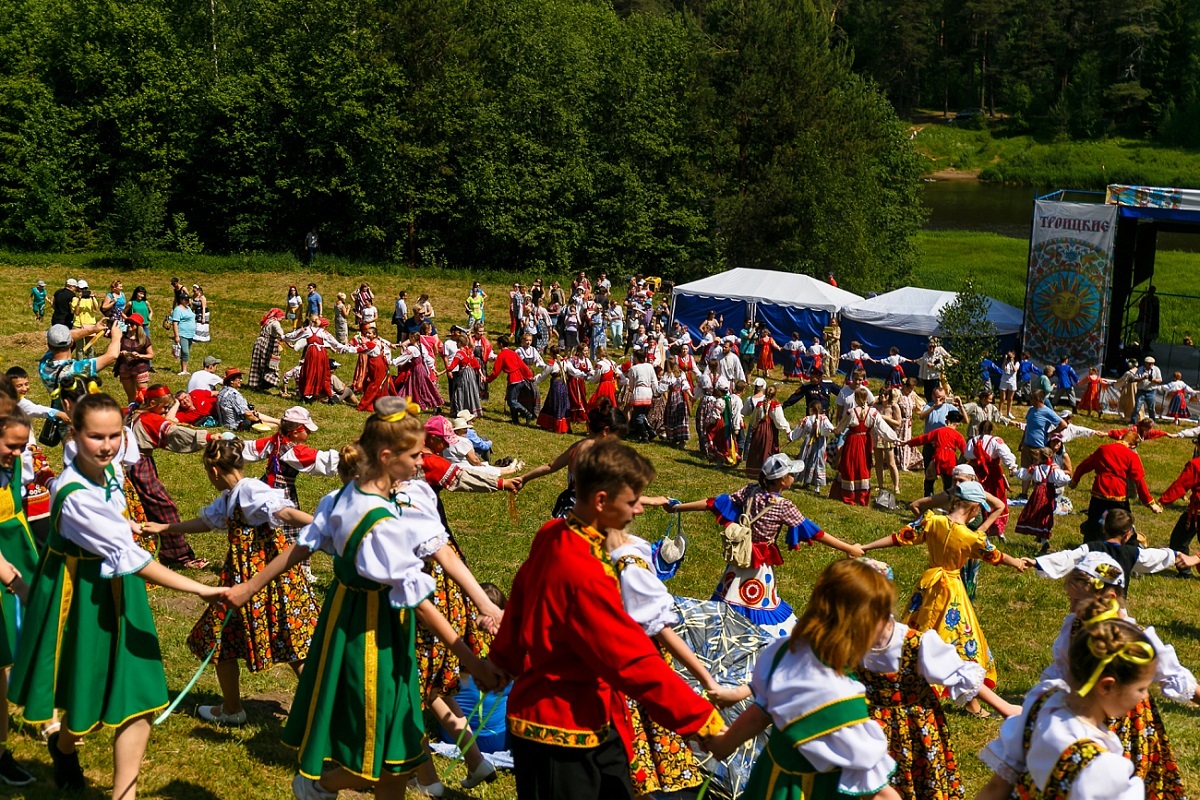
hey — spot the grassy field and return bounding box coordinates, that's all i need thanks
[912,123,1200,189]
[4,250,1200,799]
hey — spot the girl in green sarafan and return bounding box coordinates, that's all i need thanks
[705,559,902,800]
[10,392,227,797]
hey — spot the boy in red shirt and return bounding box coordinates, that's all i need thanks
[485,333,536,425]
[905,419,966,497]
[489,440,723,799]
[1071,428,1163,540]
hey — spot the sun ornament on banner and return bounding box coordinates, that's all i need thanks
[1024,201,1118,367]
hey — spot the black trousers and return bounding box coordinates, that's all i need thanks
[512,729,635,800]
[1080,496,1131,542]
[1169,512,1200,573]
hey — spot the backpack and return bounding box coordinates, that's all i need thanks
[720,491,781,569]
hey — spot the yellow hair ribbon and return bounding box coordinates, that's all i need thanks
[376,399,421,423]
[1077,639,1155,697]
[86,380,101,395]
[1081,599,1121,627]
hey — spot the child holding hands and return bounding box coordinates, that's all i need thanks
[707,559,901,800]
[11,393,228,797]
[144,437,320,727]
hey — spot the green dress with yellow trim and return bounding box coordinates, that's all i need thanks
[283,482,440,781]
[10,462,167,733]
[746,638,896,800]
[0,452,41,662]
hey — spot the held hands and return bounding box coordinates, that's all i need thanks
[470,657,509,694]
[501,478,522,493]
[1176,552,1200,569]
[1150,502,1164,515]
[704,729,740,761]
[843,544,866,559]
[1011,559,1030,574]
[705,684,750,709]
[1020,557,1038,570]
[141,521,170,536]
[197,585,231,606]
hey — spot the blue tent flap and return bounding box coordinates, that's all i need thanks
[672,294,751,343]
[755,304,829,345]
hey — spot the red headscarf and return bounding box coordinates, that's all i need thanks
[261,308,286,326]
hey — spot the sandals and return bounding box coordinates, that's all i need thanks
[965,707,992,720]
[180,558,210,570]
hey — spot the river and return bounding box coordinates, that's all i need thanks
[921,179,1200,252]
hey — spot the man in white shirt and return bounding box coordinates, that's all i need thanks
[1131,356,1163,423]
[623,349,660,442]
[718,340,746,384]
[835,369,875,423]
[187,355,224,393]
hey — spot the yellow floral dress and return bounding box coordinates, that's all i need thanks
[895,511,1004,690]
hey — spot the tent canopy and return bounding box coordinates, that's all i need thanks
[670,268,863,344]
[840,287,1023,337]
[838,287,1022,376]
[672,268,863,312]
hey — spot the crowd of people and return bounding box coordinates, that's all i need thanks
[2,267,1200,800]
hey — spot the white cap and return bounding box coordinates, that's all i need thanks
[951,464,977,479]
[761,453,805,480]
[66,278,77,288]
[1074,552,1126,588]
[715,376,730,392]
[76,279,89,289]
[1144,356,1156,364]
[282,406,318,431]
[752,377,766,388]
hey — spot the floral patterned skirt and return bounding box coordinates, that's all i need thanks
[871,699,963,800]
[1111,695,1185,800]
[187,520,318,671]
[415,558,492,700]
[123,476,156,557]
[626,652,704,794]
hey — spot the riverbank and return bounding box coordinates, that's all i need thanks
[913,123,1200,188]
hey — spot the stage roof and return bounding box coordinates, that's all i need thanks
[1106,184,1200,223]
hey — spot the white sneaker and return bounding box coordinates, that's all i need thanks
[198,704,248,726]
[408,778,445,797]
[177,371,190,376]
[292,775,338,800]
[461,757,498,789]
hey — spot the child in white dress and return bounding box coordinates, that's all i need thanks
[606,529,748,796]
[977,593,1156,800]
[856,559,1019,800]
[790,402,835,491]
[1024,550,1198,800]
[707,559,900,800]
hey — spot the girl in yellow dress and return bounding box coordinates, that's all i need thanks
[861,480,1028,716]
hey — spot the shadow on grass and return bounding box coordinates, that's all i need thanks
[151,779,225,799]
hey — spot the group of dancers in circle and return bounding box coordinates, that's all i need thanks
[6,281,1200,800]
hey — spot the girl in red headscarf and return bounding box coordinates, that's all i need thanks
[249,308,287,390]
[354,324,395,412]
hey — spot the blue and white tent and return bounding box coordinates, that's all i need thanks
[839,287,1023,374]
[670,268,863,342]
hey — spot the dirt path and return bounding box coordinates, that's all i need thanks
[926,168,982,181]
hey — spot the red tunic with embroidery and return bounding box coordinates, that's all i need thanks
[907,427,966,476]
[1073,442,1154,503]
[489,516,723,757]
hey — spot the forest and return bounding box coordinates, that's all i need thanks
[3,0,1197,279]
[0,0,924,285]
[837,0,1200,142]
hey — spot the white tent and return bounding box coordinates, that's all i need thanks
[839,287,1023,367]
[670,268,863,342]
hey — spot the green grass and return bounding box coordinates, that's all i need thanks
[4,254,1200,798]
[912,123,1200,189]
